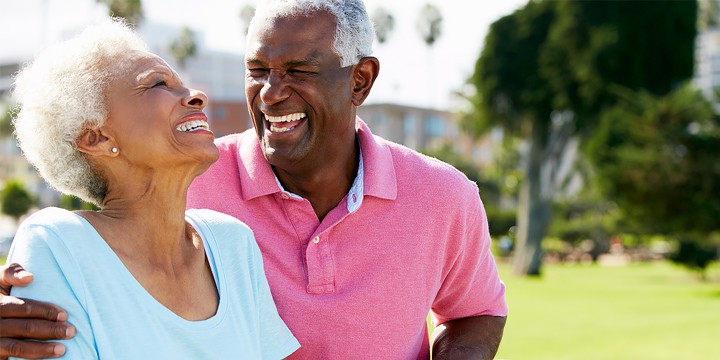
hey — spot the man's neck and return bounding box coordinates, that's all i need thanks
[274,137,360,221]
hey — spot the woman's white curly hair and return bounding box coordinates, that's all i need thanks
[250,0,375,67]
[12,17,147,206]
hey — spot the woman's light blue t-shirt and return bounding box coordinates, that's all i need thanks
[9,207,299,359]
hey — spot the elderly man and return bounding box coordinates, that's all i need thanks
[0,0,507,359]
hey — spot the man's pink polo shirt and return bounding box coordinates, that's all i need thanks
[187,119,507,359]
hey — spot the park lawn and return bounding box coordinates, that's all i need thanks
[491,261,720,360]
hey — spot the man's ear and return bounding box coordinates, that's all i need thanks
[75,128,118,157]
[350,56,380,106]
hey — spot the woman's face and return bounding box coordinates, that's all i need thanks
[103,50,219,176]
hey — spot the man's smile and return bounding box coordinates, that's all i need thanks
[264,112,307,133]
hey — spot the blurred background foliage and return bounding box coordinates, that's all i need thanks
[450,0,719,278]
[1,0,718,279]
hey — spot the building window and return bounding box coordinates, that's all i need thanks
[403,113,416,135]
[424,115,444,137]
[214,107,227,120]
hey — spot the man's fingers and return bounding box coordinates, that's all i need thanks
[0,318,74,340]
[0,338,65,359]
[0,264,34,294]
[0,296,67,322]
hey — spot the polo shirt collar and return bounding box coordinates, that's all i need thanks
[236,117,397,206]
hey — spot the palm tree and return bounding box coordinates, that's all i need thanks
[97,0,143,25]
[416,3,443,108]
[169,27,197,69]
[372,7,395,45]
[239,5,256,37]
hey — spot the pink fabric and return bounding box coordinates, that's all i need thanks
[187,119,507,359]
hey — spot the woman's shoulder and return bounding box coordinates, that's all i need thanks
[185,209,256,254]
[18,207,88,234]
[186,209,252,233]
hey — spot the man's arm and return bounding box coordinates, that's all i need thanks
[0,263,74,359]
[431,315,507,360]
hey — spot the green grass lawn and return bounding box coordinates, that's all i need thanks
[491,261,720,360]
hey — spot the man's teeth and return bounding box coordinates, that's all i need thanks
[265,113,306,123]
[266,112,306,133]
[176,120,209,132]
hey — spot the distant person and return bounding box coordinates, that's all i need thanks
[0,18,298,359]
[0,0,507,359]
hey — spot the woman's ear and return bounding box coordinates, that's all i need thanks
[75,128,118,157]
[350,56,380,107]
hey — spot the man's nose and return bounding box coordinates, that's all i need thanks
[260,70,291,105]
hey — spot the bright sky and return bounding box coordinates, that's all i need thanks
[2,0,527,110]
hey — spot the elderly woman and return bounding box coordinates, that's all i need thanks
[7,19,299,359]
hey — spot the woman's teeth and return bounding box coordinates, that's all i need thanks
[176,120,209,132]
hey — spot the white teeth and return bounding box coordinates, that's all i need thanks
[265,112,306,123]
[176,120,209,132]
[270,124,292,132]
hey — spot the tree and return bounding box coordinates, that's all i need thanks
[169,27,197,69]
[0,106,12,138]
[372,7,395,44]
[416,3,443,108]
[239,4,256,36]
[416,3,442,46]
[586,84,720,277]
[59,194,98,211]
[465,0,698,276]
[698,0,720,30]
[97,0,143,25]
[1,179,35,224]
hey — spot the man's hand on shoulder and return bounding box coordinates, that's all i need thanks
[431,315,507,360]
[0,263,74,359]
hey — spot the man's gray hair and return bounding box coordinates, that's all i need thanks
[12,18,147,206]
[251,0,375,67]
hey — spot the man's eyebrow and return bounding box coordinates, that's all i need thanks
[245,58,264,66]
[285,59,321,67]
[244,58,321,68]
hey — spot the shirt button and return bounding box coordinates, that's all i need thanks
[281,193,289,199]
[312,236,320,244]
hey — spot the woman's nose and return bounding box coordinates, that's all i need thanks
[184,88,207,108]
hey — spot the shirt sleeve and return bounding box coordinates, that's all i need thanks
[7,221,99,360]
[249,240,301,358]
[430,195,508,326]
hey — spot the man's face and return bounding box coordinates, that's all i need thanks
[244,11,356,169]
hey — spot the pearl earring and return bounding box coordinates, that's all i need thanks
[111,147,118,153]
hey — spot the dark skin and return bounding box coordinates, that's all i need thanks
[0,264,71,359]
[0,51,219,359]
[432,315,507,360]
[244,11,369,221]
[0,9,506,360]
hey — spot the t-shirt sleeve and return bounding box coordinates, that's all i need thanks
[7,221,99,360]
[249,241,301,358]
[430,195,508,326]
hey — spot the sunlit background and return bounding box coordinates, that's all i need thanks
[1,1,719,359]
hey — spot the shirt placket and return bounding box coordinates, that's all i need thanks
[278,192,336,294]
[305,233,335,294]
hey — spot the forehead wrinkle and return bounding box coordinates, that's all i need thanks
[246,54,322,68]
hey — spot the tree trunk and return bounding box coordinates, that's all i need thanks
[513,121,551,276]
